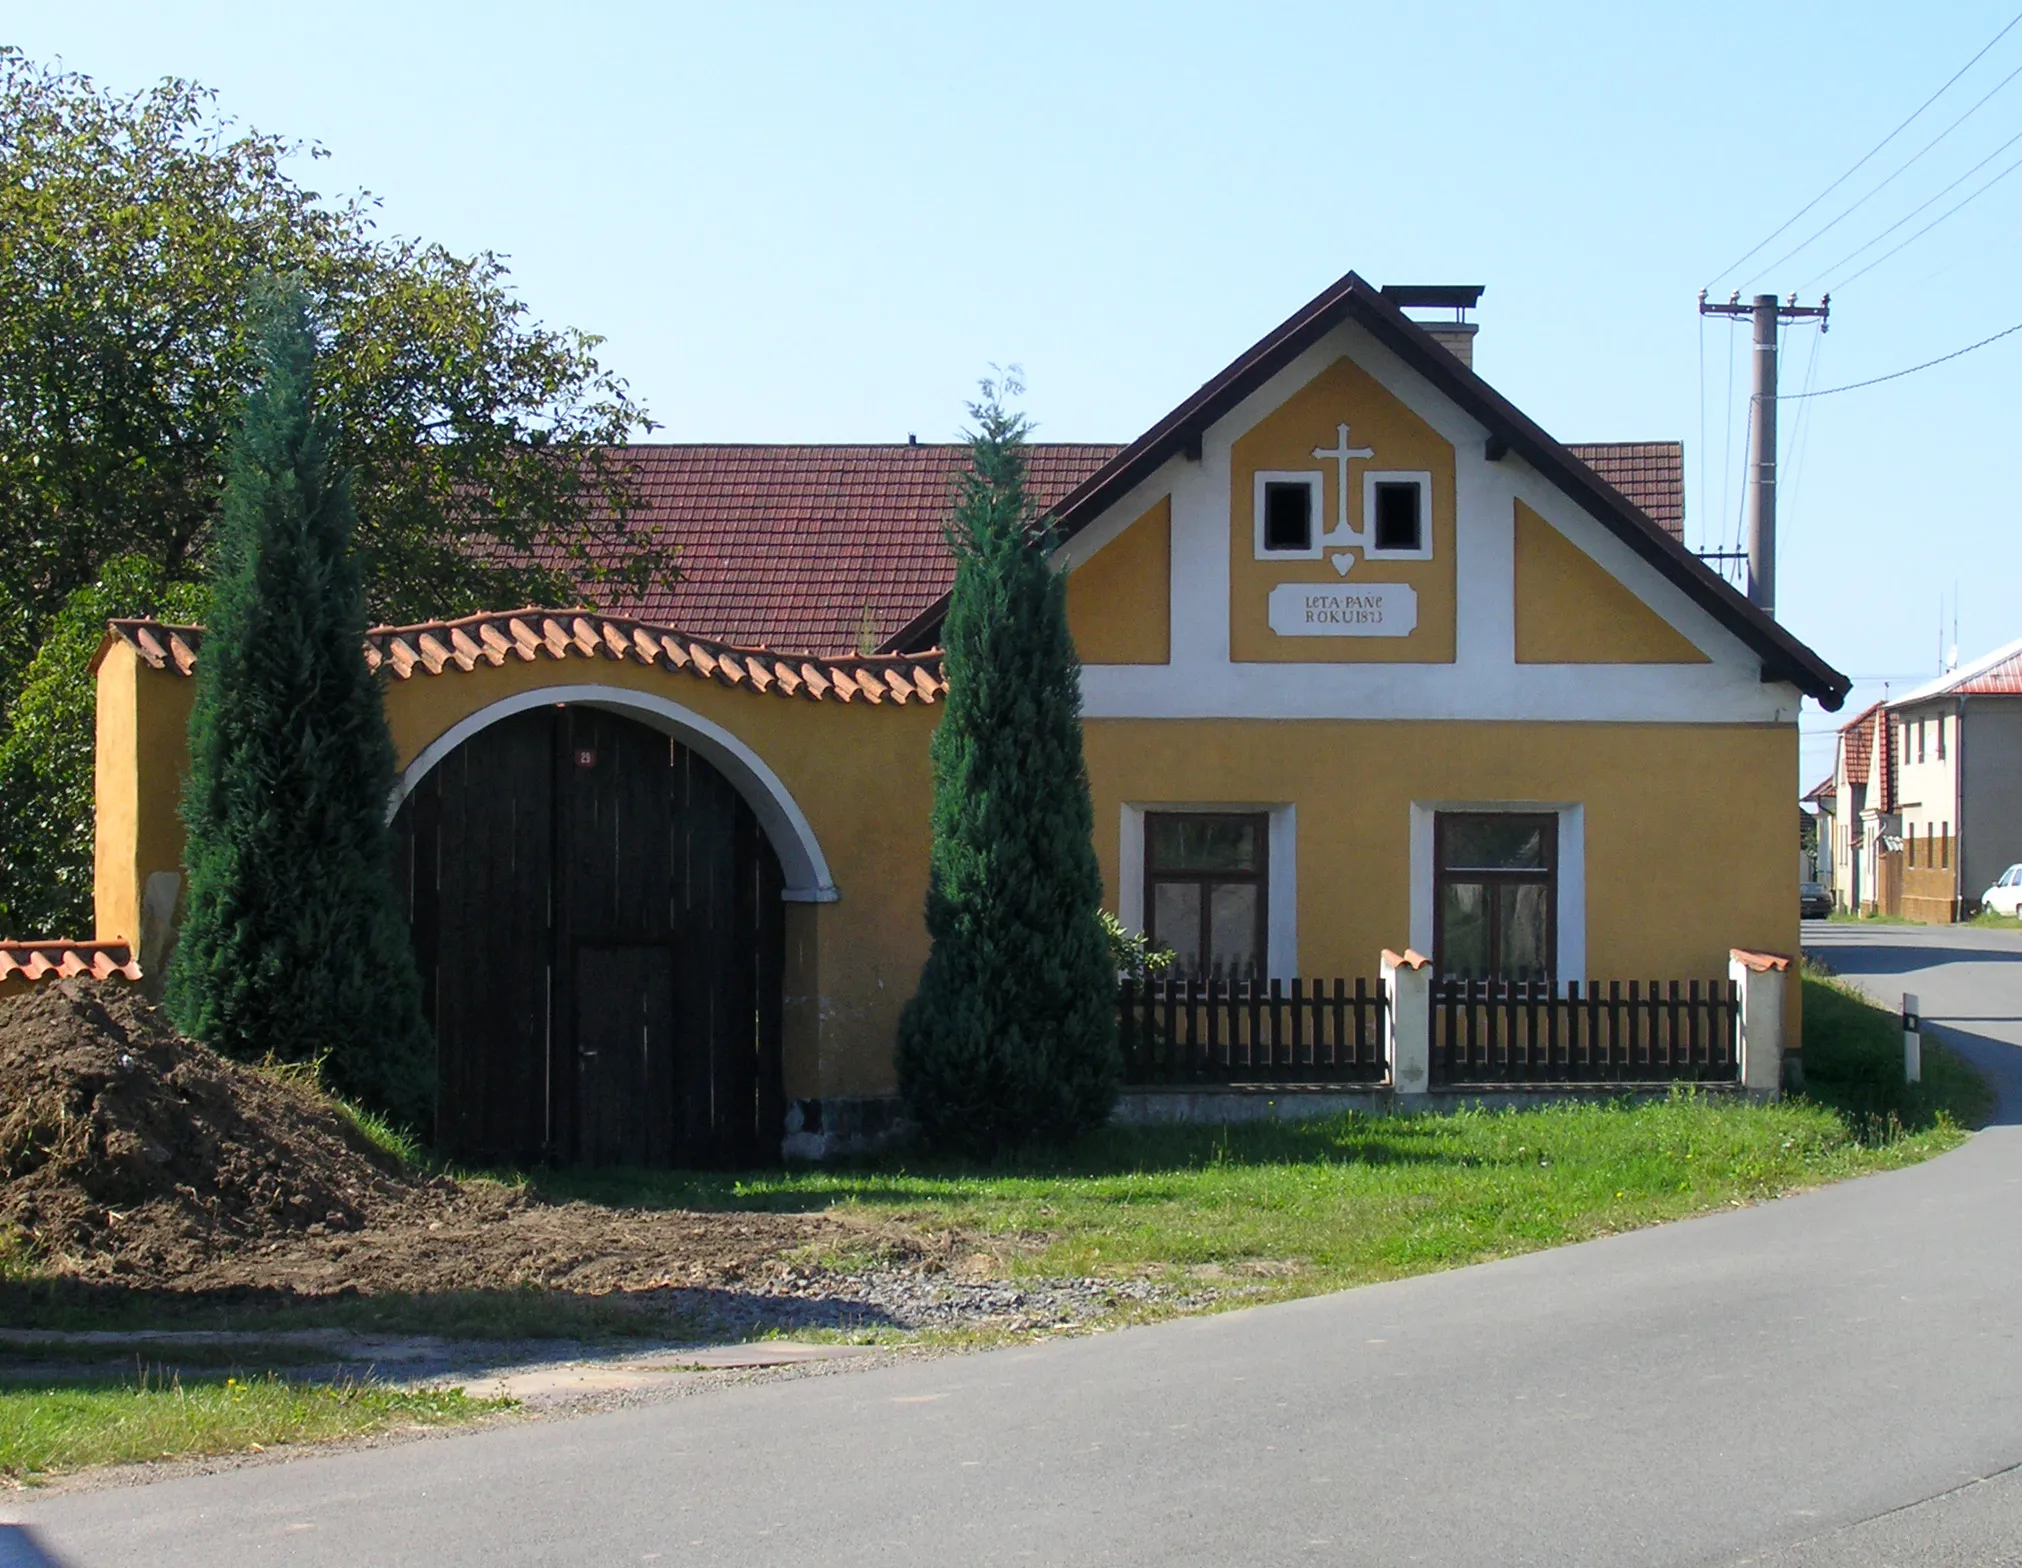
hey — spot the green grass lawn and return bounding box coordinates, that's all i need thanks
[1965,908,2022,930]
[0,1370,503,1486]
[2,971,1986,1483]
[536,972,1987,1298]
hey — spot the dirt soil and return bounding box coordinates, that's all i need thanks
[0,982,873,1303]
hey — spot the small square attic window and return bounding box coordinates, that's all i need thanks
[1254,472,1322,558]
[1361,471,1433,559]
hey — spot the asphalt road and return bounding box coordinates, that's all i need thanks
[12,922,2022,1567]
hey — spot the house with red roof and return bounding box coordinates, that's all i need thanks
[1884,637,2022,920]
[1814,701,1893,916]
[79,271,1849,1160]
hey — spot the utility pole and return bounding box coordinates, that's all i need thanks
[1699,290,1829,616]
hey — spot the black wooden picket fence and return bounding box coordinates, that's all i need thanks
[1118,975,1387,1085]
[1118,973,1742,1088]
[1431,977,1740,1084]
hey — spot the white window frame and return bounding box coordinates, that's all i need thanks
[1118,802,1297,979]
[1361,470,1435,561]
[1252,471,1325,560]
[1409,801,1584,981]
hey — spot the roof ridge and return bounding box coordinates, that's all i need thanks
[98,612,947,709]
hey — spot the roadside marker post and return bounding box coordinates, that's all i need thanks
[1902,993,1922,1086]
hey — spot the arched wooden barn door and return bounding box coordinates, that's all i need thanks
[392,704,785,1168]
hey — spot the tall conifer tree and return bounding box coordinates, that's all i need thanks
[896,379,1119,1153]
[166,283,432,1126]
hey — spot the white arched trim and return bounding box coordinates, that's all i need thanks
[390,683,840,903]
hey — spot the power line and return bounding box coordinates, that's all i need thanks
[1832,147,2022,289]
[1808,123,2022,287]
[1781,317,2022,398]
[1704,8,2022,289]
[1744,54,2022,287]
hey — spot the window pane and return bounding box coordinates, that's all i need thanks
[1151,881,1202,974]
[1208,883,1260,980]
[1498,883,1553,982]
[1372,481,1422,552]
[1441,815,1549,871]
[1149,816,1259,872]
[1439,881,1490,979]
[1263,482,1312,552]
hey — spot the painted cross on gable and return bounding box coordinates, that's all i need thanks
[1312,422,1373,571]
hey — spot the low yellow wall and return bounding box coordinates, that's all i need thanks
[100,644,1800,1096]
[92,641,197,949]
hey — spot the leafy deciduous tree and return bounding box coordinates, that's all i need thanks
[0,48,669,933]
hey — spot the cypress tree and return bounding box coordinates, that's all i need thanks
[166,282,433,1127]
[895,379,1119,1154]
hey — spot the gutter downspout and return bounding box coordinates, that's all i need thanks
[1955,695,1968,919]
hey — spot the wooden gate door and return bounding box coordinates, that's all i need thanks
[394,704,786,1168]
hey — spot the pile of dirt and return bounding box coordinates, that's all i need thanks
[0,981,417,1277]
[0,981,864,1299]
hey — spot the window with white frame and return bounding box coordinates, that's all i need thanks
[1143,813,1268,981]
[1253,472,1323,558]
[1434,813,1557,982]
[1361,471,1433,559]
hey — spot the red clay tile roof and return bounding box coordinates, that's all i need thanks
[1840,701,1885,786]
[545,438,1692,655]
[103,611,947,707]
[1803,773,1837,804]
[1564,443,1684,542]
[0,941,141,985]
[1895,635,2022,703]
[534,443,1119,656]
[1838,701,1898,811]
[1954,649,2022,694]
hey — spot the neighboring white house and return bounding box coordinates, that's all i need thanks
[1886,637,2022,921]
[1817,701,1891,915]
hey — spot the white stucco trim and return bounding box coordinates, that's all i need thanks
[1080,662,1799,723]
[1409,801,1585,981]
[1118,801,1297,979]
[1056,314,1796,725]
[388,683,839,902]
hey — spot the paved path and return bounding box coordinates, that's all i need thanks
[12,924,2022,1567]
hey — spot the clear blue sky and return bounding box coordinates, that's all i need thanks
[19,2,2022,788]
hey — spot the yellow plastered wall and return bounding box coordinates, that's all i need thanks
[1513,501,1710,665]
[104,650,937,1099]
[104,653,1801,1089]
[1066,496,1171,664]
[1229,356,1457,663]
[92,641,197,947]
[1083,717,1800,1034]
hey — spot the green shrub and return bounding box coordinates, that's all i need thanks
[165,284,433,1129]
[896,378,1119,1155]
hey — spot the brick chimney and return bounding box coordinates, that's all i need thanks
[1381,285,1485,369]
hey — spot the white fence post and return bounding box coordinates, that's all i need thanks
[1902,992,1922,1085]
[1382,948,1432,1096]
[1728,948,1790,1099]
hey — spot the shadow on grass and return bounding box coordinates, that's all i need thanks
[0,1275,906,1342]
[1799,971,2000,1131]
[524,1096,1743,1215]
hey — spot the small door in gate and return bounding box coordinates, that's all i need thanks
[573,944,678,1168]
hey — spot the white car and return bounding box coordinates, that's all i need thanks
[1983,864,2022,917]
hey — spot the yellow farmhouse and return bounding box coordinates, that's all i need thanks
[68,272,1848,1163]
